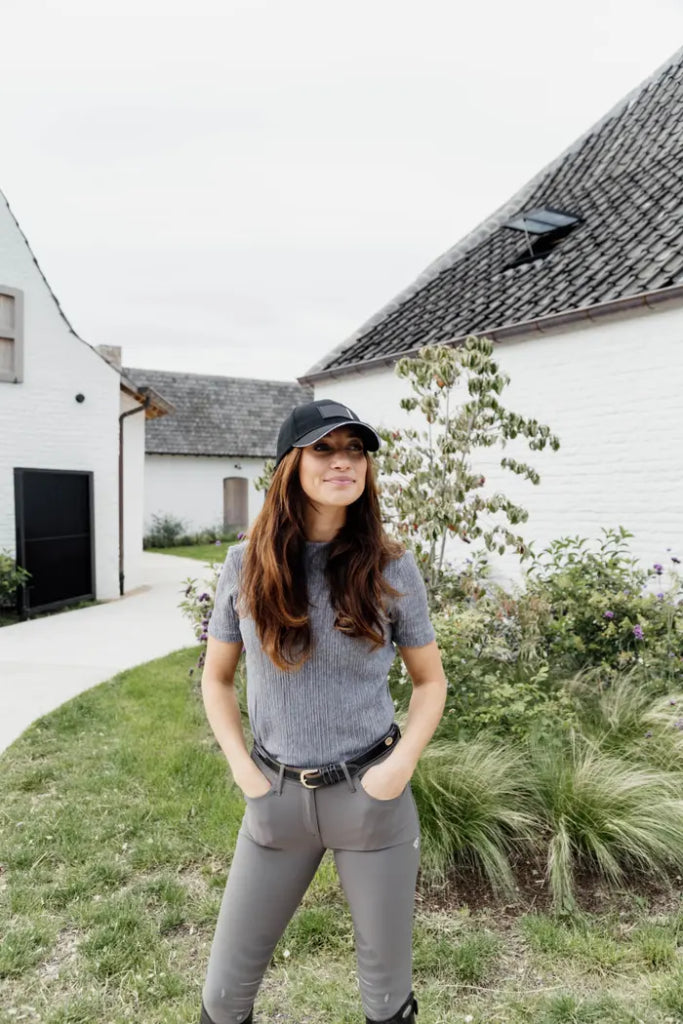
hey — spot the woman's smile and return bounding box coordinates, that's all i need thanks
[298,426,368,508]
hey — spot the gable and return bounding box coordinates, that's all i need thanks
[0,189,123,385]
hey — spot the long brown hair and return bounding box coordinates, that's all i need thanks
[240,448,404,670]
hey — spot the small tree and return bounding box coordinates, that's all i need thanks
[255,460,275,494]
[375,337,560,605]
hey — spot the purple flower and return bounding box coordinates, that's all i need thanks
[645,730,653,739]
[672,556,681,565]
[238,532,246,540]
[657,592,664,600]
[214,539,222,546]
[198,593,210,602]
[654,563,664,575]
[199,631,208,642]
[675,719,683,732]
[633,624,644,640]
[670,699,677,706]
[604,610,615,620]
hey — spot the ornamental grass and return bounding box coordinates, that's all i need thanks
[526,735,683,910]
[410,737,537,892]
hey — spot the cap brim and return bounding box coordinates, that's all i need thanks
[292,420,381,452]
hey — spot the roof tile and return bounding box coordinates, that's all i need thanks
[123,368,312,457]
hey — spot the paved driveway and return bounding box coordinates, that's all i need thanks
[0,552,217,756]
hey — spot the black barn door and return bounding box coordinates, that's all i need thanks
[14,468,95,615]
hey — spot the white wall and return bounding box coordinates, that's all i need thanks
[121,392,146,592]
[0,193,124,601]
[315,301,683,580]
[144,454,267,536]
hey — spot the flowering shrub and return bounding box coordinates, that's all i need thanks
[179,550,250,716]
[390,528,682,739]
[524,528,683,687]
[179,562,223,679]
[0,549,31,609]
[390,582,576,740]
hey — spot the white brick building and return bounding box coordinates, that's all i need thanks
[302,48,683,576]
[123,368,311,536]
[0,191,168,612]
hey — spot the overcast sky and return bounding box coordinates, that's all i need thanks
[2,0,682,382]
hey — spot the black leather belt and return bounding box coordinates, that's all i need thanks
[252,723,401,789]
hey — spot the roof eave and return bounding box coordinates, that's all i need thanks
[144,448,273,458]
[120,377,174,418]
[299,284,683,384]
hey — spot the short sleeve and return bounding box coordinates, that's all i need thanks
[207,544,244,643]
[388,550,436,647]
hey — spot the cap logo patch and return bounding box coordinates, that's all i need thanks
[320,403,355,420]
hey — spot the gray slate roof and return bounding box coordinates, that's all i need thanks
[123,368,312,457]
[308,47,683,378]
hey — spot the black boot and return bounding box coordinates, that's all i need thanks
[366,992,418,1024]
[200,1001,253,1024]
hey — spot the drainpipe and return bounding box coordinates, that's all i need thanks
[119,395,150,596]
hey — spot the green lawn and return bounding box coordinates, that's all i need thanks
[147,542,233,563]
[2,648,683,1023]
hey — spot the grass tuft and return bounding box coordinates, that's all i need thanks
[653,965,683,1016]
[279,905,354,961]
[0,922,56,977]
[535,992,639,1023]
[79,901,160,979]
[632,921,678,970]
[527,734,683,909]
[521,913,626,975]
[411,738,538,891]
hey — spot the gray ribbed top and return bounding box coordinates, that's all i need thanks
[208,541,435,766]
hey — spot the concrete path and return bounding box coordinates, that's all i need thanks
[0,552,217,756]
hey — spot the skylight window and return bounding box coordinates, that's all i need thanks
[505,208,581,235]
[503,206,582,269]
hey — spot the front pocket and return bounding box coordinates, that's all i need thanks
[359,777,407,804]
[244,785,275,802]
[242,783,307,849]
[243,788,279,846]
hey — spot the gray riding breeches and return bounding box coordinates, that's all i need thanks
[201,748,421,1023]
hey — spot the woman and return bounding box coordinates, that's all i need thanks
[200,398,447,1024]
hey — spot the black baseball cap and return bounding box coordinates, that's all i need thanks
[276,399,381,467]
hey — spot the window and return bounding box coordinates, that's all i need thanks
[0,286,24,383]
[505,208,580,235]
[503,207,582,270]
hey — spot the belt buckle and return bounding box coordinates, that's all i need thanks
[299,768,323,789]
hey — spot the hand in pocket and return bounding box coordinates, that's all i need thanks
[360,759,410,801]
[237,764,272,799]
